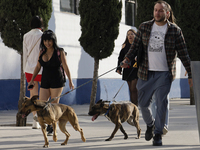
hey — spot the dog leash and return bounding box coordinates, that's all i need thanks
[43,61,131,109]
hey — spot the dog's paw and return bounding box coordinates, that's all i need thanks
[53,136,57,142]
[105,138,112,141]
[43,144,49,148]
[61,142,66,145]
[124,135,128,139]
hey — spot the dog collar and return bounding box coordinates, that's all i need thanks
[104,101,112,116]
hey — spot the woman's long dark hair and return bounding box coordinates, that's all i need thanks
[122,29,137,45]
[40,29,63,52]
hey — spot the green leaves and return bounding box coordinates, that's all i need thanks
[178,0,200,61]
[79,0,122,60]
[0,0,52,53]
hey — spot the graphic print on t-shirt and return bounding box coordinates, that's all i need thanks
[149,31,165,53]
[148,22,168,71]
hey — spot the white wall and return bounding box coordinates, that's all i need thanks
[0,38,21,79]
[0,0,187,80]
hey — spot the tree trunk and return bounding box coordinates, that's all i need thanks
[190,84,195,105]
[16,54,27,126]
[89,58,99,112]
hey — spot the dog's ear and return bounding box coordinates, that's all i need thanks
[23,96,29,101]
[96,99,103,104]
[31,95,39,102]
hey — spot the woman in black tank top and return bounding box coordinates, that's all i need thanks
[28,30,74,104]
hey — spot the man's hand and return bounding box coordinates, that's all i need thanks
[185,71,193,87]
[188,78,193,87]
[121,59,129,68]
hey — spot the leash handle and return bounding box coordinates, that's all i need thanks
[120,60,131,67]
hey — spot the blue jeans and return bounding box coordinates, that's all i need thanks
[136,71,171,135]
[151,94,169,128]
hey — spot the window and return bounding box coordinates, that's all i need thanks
[125,0,136,26]
[60,0,79,15]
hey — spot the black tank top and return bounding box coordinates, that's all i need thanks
[39,49,65,88]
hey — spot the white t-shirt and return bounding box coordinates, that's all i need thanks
[148,22,169,71]
[23,29,43,74]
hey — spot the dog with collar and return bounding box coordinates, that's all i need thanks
[88,99,141,141]
[19,95,86,147]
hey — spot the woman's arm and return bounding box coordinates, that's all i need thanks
[116,44,126,74]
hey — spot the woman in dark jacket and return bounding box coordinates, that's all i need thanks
[116,29,138,106]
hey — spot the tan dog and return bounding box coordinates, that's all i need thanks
[88,100,141,141]
[19,95,86,148]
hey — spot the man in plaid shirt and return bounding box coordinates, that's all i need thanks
[121,0,193,146]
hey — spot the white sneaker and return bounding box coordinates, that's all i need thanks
[32,120,40,129]
[162,126,168,136]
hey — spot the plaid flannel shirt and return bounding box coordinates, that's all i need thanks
[125,19,191,81]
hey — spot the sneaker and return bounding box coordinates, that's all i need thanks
[47,125,53,136]
[145,125,154,141]
[46,125,52,132]
[153,134,162,146]
[162,126,168,136]
[32,120,40,129]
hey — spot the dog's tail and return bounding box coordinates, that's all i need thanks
[133,105,140,122]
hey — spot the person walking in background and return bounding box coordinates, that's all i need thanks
[116,29,138,106]
[150,2,176,136]
[121,0,192,146]
[28,29,74,135]
[23,16,43,129]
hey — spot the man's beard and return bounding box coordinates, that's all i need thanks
[154,15,166,22]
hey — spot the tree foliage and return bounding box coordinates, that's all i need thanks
[79,0,122,60]
[0,0,52,54]
[79,0,122,110]
[178,0,200,61]
[0,0,52,126]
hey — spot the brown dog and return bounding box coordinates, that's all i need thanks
[88,100,141,141]
[19,95,86,147]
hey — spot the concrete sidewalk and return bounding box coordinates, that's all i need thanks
[0,98,199,150]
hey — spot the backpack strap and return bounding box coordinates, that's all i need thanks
[57,49,61,62]
[27,37,41,59]
[57,49,66,82]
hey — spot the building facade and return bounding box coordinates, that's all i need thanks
[0,0,189,110]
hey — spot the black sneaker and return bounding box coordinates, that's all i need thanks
[145,125,154,141]
[47,125,53,136]
[153,134,162,146]
[46,125,52,132]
